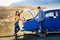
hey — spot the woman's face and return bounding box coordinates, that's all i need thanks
[16,12,19,15]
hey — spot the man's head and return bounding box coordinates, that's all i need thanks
[37,7,42,11]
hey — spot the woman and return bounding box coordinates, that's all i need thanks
[15,10,23,39]
[15,11,20,38]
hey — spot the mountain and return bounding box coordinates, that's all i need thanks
[10,0,60,7]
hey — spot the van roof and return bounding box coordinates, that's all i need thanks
[43,8,60,11]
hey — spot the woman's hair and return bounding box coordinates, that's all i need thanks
[15,11,19,15]
[18,13,20,17]
[15,11,20,17]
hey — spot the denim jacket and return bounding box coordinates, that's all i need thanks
[34,10,45,21]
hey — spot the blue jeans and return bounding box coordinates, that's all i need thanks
[37,20,45,36]
[15,22,20,33]
[37,21,41,36]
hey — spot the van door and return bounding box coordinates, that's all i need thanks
[43,10,60,31]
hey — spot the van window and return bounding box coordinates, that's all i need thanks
[45,11,58,18]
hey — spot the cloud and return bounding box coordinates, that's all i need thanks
[0,0,21,6]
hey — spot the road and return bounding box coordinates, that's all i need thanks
[0,33,60,40]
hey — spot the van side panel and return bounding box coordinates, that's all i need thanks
[42,9,60,31]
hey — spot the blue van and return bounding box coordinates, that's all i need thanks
[21,8,60,35]
[42,8,60,34]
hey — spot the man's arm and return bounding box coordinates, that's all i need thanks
[34,12,39,19]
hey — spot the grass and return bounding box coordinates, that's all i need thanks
[0,6,60,36]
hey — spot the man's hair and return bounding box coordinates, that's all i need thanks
[37,7,41,9]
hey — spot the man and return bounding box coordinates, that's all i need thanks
[34,7,45,37]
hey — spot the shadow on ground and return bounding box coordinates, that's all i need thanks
[0,33,60,40]
[16,34,60,40]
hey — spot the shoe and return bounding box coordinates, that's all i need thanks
[40,33,46,38]
[20,28,24,31]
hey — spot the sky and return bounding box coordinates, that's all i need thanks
[11,0,60,6]
[0,0,60,6]
[0,0,21,6]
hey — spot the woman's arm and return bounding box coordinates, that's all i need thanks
[19,10,23,14]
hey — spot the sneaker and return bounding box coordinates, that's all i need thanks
[40,33,46,38]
